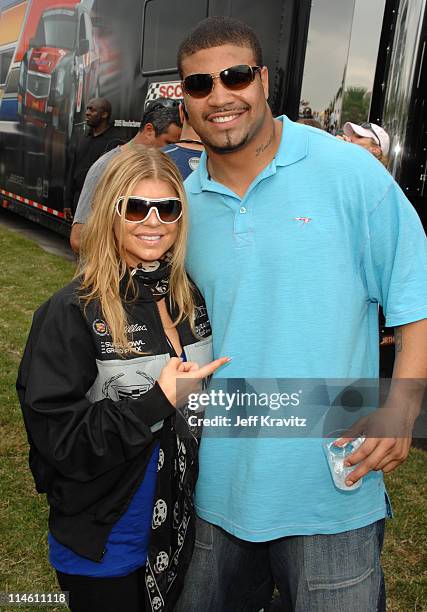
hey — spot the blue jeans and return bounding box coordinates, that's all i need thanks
[176,517,385,612]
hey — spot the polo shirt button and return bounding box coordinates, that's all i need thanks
[239,206,247,214]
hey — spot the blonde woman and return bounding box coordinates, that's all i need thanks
[17,147,228,612]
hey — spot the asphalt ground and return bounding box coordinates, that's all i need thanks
[0,207,75,261]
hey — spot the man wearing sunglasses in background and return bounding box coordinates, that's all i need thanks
[175,16,427,612]
[137,97,182,147]
[162,103,204,179]
[69,98,182,253]
[342,121,390,166]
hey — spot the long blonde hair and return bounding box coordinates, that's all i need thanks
[78,146,195,352]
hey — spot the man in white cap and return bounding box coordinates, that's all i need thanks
[343,121,390,164]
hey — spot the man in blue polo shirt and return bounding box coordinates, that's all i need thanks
[176,16,427,612]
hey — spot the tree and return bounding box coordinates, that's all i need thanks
[341,86,371,125]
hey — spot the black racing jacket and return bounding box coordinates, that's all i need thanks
[16,277,212,567]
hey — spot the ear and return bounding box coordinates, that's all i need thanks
[260,65,269,100]
[369,144,382,159]
[143,123,156,143]
[179,102,185,124]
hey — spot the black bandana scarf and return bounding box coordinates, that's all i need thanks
[144,410,199,612]
[130,260,199,611]
[131,257,171,301]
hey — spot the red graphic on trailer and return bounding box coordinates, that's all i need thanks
[17,0,100,137]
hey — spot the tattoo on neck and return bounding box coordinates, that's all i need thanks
[255,130,274,157]
[395,329,403,352]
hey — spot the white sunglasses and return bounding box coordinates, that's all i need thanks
[115,196,183,224]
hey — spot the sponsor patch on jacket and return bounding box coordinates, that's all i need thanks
[93,319,109,336]
[194,304,211,337]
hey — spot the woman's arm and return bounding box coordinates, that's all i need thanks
[17,295,175,483]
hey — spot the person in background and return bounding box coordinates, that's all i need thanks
[301,106,313,119]
[342,121,390,165]
[69,98,182,253]
[17,147,228,612]
[137,97,182,147]
[162,103,204,179]
[341,120,393,381]
[297,117,323,129]
[63,98,120,220]
[174,16,427,612]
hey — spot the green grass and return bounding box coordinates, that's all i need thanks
[0,226,75,611]
[382,448,427,611]
[0,224,426,611]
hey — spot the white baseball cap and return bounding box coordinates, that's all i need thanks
[343,122,390,156]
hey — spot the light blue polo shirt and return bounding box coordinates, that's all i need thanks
[184,116,427,540]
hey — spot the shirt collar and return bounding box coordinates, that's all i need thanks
[88,125,113,138]
[185,115,309,195]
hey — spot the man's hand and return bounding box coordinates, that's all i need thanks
[334,391,420,486]
[334,314,427,486]
[340,436,412,487]
[63,207,73,221]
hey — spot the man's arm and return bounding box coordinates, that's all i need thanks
[70,223,83,254]
[393,319,427,378]
[69,153,111,253]
[344,318,427,485]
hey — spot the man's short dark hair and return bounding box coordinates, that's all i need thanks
[140,99,181,135]
[177,17,263,77]
[96,98,112,121]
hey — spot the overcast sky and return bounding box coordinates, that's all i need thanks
[301,0,386,111]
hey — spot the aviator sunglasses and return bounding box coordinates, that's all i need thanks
[182,64,262,98]
[115,196,183,224]
[360,122,381,146]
